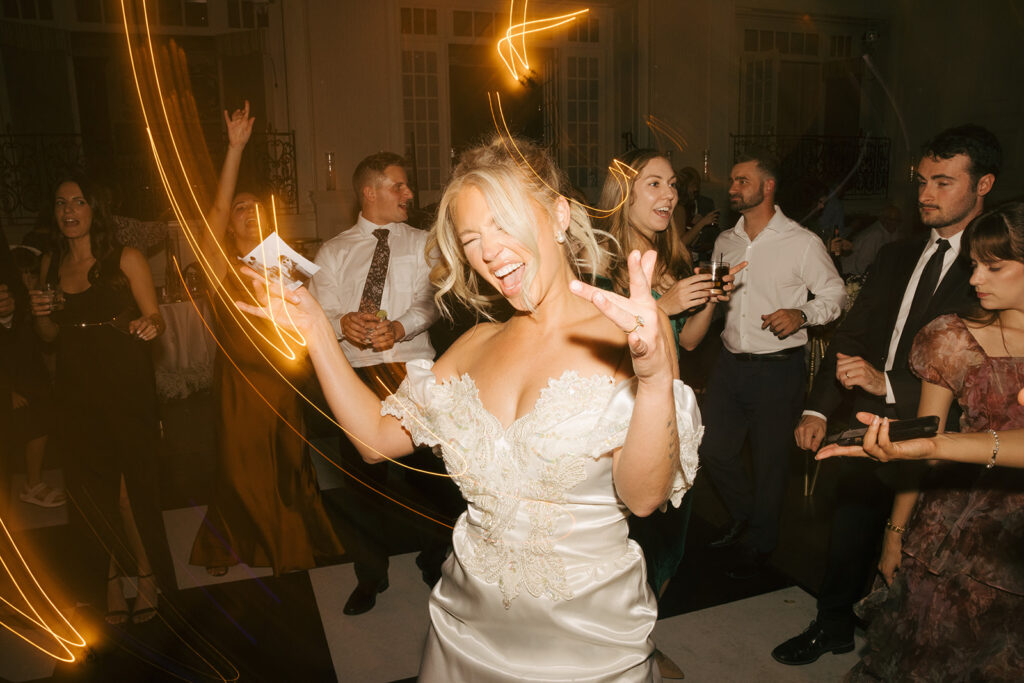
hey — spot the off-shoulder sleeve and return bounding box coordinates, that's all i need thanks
[910,314,975,395]
[381,358,443,448]
[586,378,703,509]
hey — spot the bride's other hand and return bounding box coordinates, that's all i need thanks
[571,249,674,384]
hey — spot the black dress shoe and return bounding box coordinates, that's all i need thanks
[709,520,747,549]
[771,620,854,665]
[343,579,389,615]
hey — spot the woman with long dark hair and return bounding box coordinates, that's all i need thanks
[30,177,172,625]
[845,201,1024,680]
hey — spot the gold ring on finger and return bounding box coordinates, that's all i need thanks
[626,314,645,334]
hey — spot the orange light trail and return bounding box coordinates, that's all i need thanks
[119,0,461,486]
[488,92,637,219]
[0,514,86,661]
[497,1,588,82]
[65,486,241,681]
[645,114,688,153]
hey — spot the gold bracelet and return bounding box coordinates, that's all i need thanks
[885,519,905,535]
[987,429,999,469]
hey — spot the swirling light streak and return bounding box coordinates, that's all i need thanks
[65,487,241,681]
[122,1,306,365]
[0,514,86,661]
[172,262,456,529]
[645,114,688,154]
[487,92,637,219]
[120,0,460,487]
[497,1,588,82]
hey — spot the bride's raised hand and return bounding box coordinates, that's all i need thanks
[234,266,330,339]
[570,249,674,384]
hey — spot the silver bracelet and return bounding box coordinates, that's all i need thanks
[987,429,999,469]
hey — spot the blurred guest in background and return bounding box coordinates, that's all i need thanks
[6,245,62,508]
[311,151,446,615]
[189,101,344,577]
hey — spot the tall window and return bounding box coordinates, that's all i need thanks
[400,7,437,36]
[401,50,441,193]
[565,56,599,191]
[2,0,53,20]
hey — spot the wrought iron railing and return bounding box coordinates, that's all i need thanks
[730,134,891,198]
[0,129,298,223]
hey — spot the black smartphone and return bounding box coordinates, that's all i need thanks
[824,415,940,447]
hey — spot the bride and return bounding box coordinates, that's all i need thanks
[241,136,701,681]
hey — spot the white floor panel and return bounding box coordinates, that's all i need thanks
[652,585,864,682]
[309,552,431,682]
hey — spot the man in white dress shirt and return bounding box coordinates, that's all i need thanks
[311,152,440,615]
[701,148,846,579]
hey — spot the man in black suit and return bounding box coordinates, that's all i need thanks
[771,124,1002,665]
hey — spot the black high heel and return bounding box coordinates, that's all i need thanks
[131,573,158,624]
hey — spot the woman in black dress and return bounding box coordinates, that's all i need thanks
[31,178,172,625]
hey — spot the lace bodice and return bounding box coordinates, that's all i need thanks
[383,359,702,608]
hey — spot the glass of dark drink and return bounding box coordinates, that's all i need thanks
[708,260,729,295]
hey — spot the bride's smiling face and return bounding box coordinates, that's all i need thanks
[452,184,569,311]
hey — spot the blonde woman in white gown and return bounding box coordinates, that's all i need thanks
[240,137,702,682]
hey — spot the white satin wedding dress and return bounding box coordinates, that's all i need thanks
[383,360,702,682]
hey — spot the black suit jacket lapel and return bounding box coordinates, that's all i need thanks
[884,236,930,335]
[927,251,973,318]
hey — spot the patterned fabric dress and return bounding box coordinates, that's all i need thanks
[384,360,702,682]
[851,314,1024,680]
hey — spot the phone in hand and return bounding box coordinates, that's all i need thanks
[824,415,940,447]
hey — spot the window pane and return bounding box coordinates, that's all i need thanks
[806,33,819,55]
[760,30,773,51]
[401,7,412,34]
[776,31,788,53]
[744,29,757,51]
[453,10,471,36]
[185,1,208,27]
[76,0,101,22]
[425,9,436,35]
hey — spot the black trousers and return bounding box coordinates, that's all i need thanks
[699,349,805,554]
[815,453,924,638]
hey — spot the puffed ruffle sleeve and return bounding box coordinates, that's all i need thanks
[381,358,444,449]
[584,378,703,509]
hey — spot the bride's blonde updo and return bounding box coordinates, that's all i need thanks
[427,135,609,319]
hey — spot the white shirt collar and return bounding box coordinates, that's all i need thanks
[355,213,397,235]
[732,204,793,239]
[928,227,964,255]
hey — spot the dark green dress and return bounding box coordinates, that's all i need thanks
[597,277,695,598]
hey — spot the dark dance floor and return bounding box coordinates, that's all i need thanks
[1,381,857,682]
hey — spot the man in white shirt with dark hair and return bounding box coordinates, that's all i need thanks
[311,151,440,615]
[701,148,845,579]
